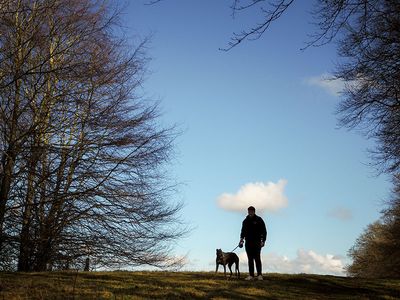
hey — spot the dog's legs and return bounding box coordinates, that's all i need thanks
[223,265,227,277]
[215,263,219,273]
[228,263,233,277]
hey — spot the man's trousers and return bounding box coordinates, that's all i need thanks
[245,243,262,276]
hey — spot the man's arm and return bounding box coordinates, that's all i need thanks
[239,220,246,246]
[260,217,267,243]
[240,219,247,239]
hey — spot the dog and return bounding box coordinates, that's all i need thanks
[215,248,240,278]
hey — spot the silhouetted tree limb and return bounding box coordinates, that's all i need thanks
[221,0,295,51]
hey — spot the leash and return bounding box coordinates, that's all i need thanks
[230,244,240,252]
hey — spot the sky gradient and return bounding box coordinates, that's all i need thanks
[122,1,391,275]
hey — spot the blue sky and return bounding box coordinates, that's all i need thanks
[122,1,391,275]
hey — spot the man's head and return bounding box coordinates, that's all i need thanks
[247,206,255,217]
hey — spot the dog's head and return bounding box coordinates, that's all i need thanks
[216,248,223,259]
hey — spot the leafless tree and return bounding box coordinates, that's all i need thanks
[0,0,186,272]
[335,0,400,175]
[347,175,400,278]
[346,221,388,278]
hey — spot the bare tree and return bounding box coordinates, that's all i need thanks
[0,0,186,272]
[347,175,400,278]
[335,0,400,175]
[346,221,388,278]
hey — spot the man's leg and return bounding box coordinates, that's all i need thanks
[245,245,255,277]
[254,246,262,276]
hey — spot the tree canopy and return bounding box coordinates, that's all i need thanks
[0,0,186,271]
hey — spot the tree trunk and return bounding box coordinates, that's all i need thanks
[0,148,16,251]
[17,145,40,271]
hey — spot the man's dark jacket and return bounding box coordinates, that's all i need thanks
[240,215,267,246]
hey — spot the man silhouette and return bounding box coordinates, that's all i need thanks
[239,206,267,280]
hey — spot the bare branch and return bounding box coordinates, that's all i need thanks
[221,0,295,51]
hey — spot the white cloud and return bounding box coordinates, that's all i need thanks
[238,249,346,276]
[217,179,288,213]
[305,73,345,96]
[328,207,353,221]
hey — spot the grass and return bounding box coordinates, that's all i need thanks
[0,271,399,299]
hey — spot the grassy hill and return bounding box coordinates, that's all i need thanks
[1,271,399,299]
